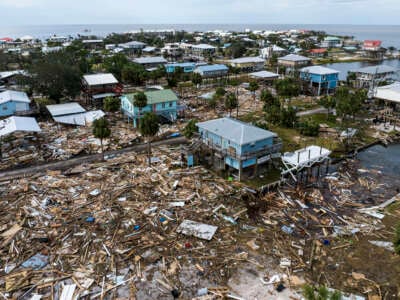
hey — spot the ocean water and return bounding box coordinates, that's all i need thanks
[357,143,400,177]
[1,24,400,48]
[324,59,400,81]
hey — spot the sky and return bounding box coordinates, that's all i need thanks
[0,0,400,25]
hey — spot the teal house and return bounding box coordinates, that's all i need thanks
[165,62,196,74]
[196,118,282,180]
[121,89,179,127]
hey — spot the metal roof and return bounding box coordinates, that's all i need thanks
[191,44,216,49]
[300,66,340,75]
[195,64,228,73]
[125,89,178,105]
[133,56,167,64]
[278,54,311,62]
[83,73,118,86]
[0,70,25,79]
[230,56,265,64]
[53,110,105,126]
[197,117,277,146]
[0,116,41,137]
[0,90,31,105]
[324,36,341,41]
[375,82,400,104]
[352,65,397,75]
[249,70,279,79]
[120,41,146,49]
[46,102,86,117]
[165,62,196,68]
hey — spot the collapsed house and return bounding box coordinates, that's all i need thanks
[46,103,105,126]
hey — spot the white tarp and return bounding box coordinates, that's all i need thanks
[0,116,41,137]
[177,220,218,240]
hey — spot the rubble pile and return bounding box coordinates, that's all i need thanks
[0,146,399,299]
[0,114,140,171]
[0,146,254,299]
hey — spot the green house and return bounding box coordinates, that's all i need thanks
[121,89,179,127]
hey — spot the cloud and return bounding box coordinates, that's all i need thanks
[0,0,399,25]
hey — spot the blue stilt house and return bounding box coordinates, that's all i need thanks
[300,66,340,96]
[196,118,282,180]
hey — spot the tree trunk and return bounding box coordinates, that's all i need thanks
[147,140,151,166]
[0,137,2,161]
[100,138,105,161]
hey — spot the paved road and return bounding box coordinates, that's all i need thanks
[296,107,329,117]
[0,137,188,181]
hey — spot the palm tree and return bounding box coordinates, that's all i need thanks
[134,92,148,125]
[139,112,160,166]
[92,117,111,161]
[225,92,238,117]
[248,81,259,102]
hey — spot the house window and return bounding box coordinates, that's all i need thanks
[162,103,165,108]
[169,102,173,107]
[2,106,7,111]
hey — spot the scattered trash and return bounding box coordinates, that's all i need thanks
[177,220,218,241]
[21,253,48,270]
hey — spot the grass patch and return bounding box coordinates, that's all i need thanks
[301,113,338,127]
[243,167,282,188]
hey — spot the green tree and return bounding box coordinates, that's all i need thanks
[228,41,246,58]
[92,118,111,161]
[183,119,198,139]
[103,96,120,112]
[103,53,129,80]
[167,77,178,88]
[280,106,298,128]
[299,119,320,136]
[121,63,147,85]
[260,89,280,110]
[24,52,81,102]
[248,81,259,102]
[209,93,221,111]
[265,104,281,125]
[335,87,364,120]
[319,95,336,116]
[134,92,148,116]
[224,92,238,117]
[139,112,160,166]
[215,87,227,97]
[274,78,301,99]
[192,72,203,88]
